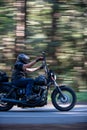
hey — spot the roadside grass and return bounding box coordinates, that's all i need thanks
[76,92,87,102]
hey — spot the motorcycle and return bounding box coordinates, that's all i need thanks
[0,52,76,111]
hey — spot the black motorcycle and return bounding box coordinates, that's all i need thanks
[0,52,76,111]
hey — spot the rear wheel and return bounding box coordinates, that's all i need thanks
[51,86,76,111]
[0,91,15,111]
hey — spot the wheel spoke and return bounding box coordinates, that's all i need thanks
[0,92,14,111]
[0,93,8,107]
[52,86,76,111]
[56,91,73,108]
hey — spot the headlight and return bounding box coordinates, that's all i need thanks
[51,72,57,80]
[54,74,57,80]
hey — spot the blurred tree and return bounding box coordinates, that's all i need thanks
[15,0,27,56]
[0,0,87,90]
[0,0,15,74]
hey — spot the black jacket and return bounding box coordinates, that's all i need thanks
[11,61,26,81]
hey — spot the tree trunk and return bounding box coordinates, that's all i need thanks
[14,0,27,56]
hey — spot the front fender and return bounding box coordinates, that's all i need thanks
[52,85,66,93]
[51,85,72,99]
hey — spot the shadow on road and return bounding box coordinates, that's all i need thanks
[0,123,87,130]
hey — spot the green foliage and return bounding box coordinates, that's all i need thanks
[0,0,87,91]
[76,92,87,102]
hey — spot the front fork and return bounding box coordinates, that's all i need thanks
[53,80,65,99]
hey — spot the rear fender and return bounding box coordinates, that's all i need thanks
[0,82,13,93]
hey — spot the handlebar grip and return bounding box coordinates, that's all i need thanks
[42,51,45,54]
[42,51,46,56]
[42,52,45,60]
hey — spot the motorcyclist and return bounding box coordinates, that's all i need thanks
[11,53,43,101]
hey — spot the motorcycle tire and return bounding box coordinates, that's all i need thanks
[0,91,16,111]
[51,85,77,111]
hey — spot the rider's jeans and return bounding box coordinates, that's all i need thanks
[12,78,34,97]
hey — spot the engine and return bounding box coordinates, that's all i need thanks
[33,75,47,93]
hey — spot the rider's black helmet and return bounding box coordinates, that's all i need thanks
[17,53,30,64]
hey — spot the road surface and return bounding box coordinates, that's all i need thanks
[0,104,87,124]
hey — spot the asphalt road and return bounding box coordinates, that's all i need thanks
[0,104,87,124]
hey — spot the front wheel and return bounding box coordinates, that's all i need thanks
[51,86,77,111]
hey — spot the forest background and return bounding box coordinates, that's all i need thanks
[0,0,87,100]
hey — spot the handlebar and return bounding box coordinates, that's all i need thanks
[42,51,45,58]
[42,51,45,55]
[41,51,49,74]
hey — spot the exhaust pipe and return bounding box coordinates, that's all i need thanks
[1,98,27,105]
